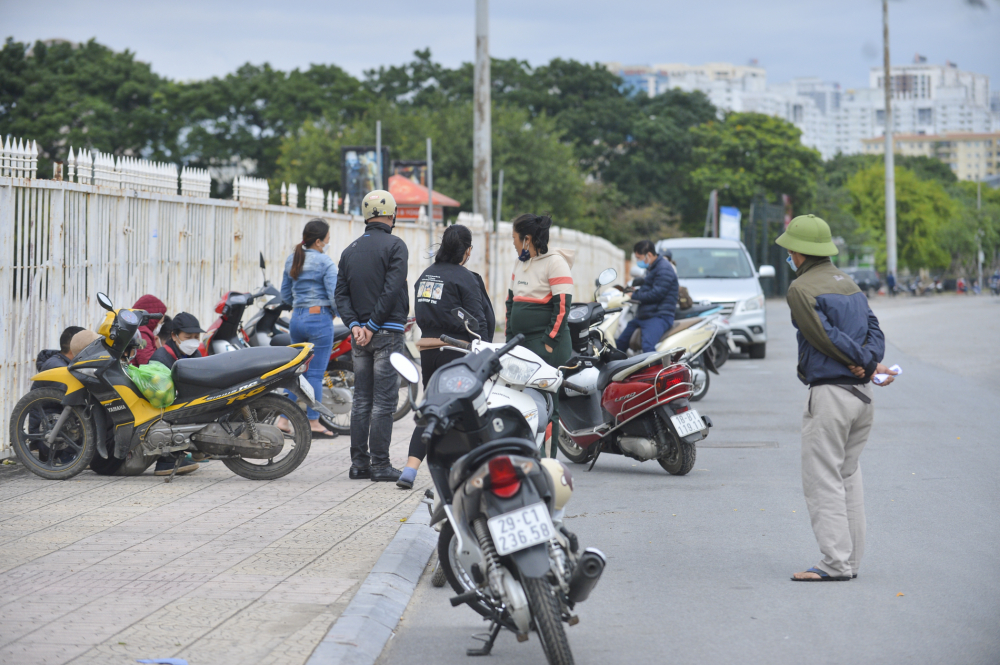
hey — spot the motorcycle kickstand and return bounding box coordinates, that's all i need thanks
[467,620,502,657]
[587,441,604,472]
[164,455,182,483]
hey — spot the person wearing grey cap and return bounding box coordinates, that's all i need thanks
[149,312,205,370]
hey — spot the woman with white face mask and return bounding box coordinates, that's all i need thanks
[148,312,205,369]
[147,311,205,476]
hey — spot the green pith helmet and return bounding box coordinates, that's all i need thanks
[776,214,839,256]
[362,189,396,221]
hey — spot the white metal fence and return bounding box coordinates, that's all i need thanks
[0,141,624,459]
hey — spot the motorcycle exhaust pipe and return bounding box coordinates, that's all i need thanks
[567,547,607,603]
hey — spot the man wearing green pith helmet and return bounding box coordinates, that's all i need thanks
[776,214,897,582]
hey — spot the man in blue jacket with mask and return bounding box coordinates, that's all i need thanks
[616,240,679,353]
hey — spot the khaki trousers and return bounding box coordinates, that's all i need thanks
[801,383,874,577]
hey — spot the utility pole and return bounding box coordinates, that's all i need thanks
[977,167,983,292]
[494,169,505,296]
[473,0,492,259]
[375,120,383,189]
[882,0,898,279]
[427,138,434,265]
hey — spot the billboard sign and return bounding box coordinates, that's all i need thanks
[719,206,742,241]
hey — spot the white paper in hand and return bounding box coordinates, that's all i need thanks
[873,364,902,385]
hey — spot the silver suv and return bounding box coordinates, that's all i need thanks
[656,238,775,359]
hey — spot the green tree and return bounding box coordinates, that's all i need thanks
[276,103,585,223]
[172,62,371,187]
[0,38,170,176]
[688,112,822,230]
[847,165,954,271]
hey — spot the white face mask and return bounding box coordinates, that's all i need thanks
[178,339,201,356]
[153,321,163,337]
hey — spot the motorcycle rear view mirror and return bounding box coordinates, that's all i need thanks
[452,307,481,340]
[597,268,617,287]
[390,352,420,385]
[259,251,266,270]
[97,292,114,311]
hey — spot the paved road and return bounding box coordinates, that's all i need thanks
[379,295,1000,665]
[0,414,431,665]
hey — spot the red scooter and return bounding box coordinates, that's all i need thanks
[556,300,712,475]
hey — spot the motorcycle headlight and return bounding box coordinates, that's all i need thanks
[739,295,764,312]
[498,356,539,385]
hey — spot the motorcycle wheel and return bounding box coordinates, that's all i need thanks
[709,338,729,368]
[9,388,97,480]
[437,522,501,622]
[221,394,312,480]
[319,360,354,434]
[522,576,575,665]
[319,359,419,434]
[556,426,594,465]
[657,424,696,476]
[393,375,419,422]
[690,366,710,402]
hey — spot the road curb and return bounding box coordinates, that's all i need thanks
[307,499,437,665]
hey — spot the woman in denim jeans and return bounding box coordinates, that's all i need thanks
[281,219,338,437]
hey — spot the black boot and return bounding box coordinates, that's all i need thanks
[370,466,402,482]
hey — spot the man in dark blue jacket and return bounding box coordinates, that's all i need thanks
[616,240,679,353]
[777,215,897,583]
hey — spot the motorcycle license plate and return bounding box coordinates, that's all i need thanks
[298,375,316,403]
[670,409,705,438]
[488,503,556,556]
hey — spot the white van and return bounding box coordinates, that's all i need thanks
[656,238,775,359]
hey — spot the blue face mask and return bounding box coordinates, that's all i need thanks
[636,260,648,270]
[786,255,797,271]
[517,239,531,262]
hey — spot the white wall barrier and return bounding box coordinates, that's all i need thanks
[0,175,623,458]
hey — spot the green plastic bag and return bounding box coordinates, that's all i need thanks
[126,361,176,409]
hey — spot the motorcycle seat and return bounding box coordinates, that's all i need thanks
[658,317,702,343]
[597,352,657,390]
[173,347,301,394]
[675,303,719,320]
[334,323,350,343]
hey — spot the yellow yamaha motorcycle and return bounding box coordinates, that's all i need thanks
[9,292,327,481]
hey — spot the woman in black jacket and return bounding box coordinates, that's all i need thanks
[397,224,490,488]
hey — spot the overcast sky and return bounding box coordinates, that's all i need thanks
[4,0,999,90]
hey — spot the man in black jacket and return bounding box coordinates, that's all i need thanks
[335,190,409,482]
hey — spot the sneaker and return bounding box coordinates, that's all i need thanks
[370,466,403,482]
[153,455,199,476]
[396,466,417,489]
[349,466,371,480]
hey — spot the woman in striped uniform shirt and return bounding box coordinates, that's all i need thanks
[505,214,575,457]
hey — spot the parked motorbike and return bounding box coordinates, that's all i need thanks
[598,293,721,401]
[557,270,713,471]
[203,254,417,433]
[11,292,328,481]
[390,323,604,664]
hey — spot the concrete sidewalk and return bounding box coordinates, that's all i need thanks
[0,417,430,665]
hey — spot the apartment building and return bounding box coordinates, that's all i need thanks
[861,132,999,181]
[606,58,995,165]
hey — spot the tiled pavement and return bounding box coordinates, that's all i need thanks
[0,417,430,665]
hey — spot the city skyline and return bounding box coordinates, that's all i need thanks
[4,0,999,89]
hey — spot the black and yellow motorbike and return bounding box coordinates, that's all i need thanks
[9,292,327,481]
